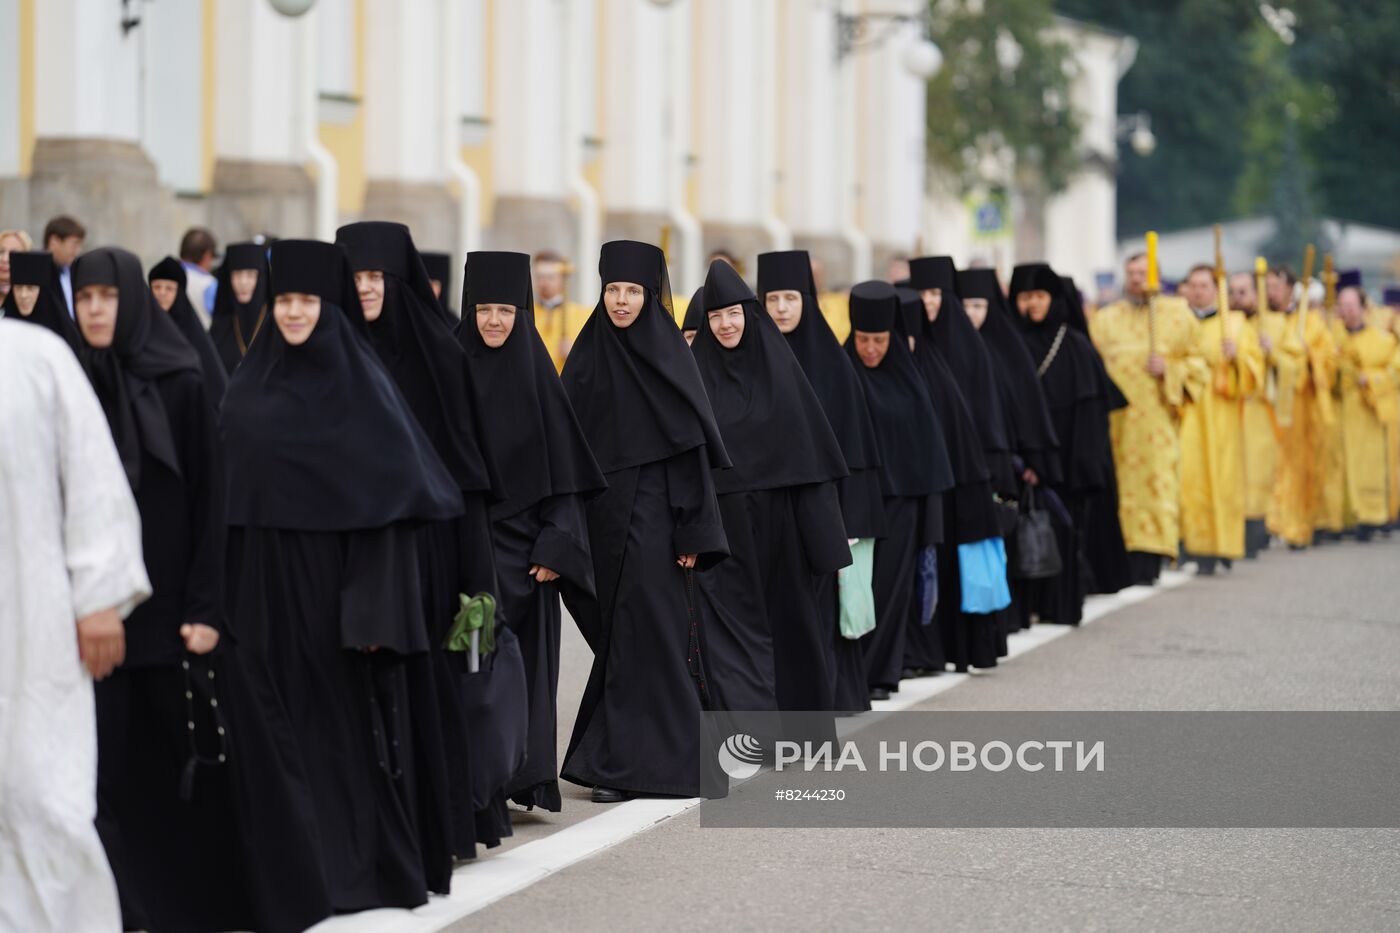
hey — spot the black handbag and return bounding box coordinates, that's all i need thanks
[1012,483,1063,580]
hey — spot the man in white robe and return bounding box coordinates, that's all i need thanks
[0,320,151,933]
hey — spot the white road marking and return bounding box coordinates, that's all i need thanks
[311,567,1195,931]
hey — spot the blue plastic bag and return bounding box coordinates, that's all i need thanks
[914,546,938,625]
[958,537,1011,613]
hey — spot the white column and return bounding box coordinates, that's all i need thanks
[141,0,204,192]
[1044,27,1138,288]
[363,0,444,185]
[491,0,567,200]
[0,0,21,176]
[600,0,699,290]
[214,1,301,164]
[855,0,927,255]
[779,1,843,239]
[600,0,672,216]
[34,0,141,141]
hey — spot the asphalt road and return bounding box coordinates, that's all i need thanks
[452,535,1400,933]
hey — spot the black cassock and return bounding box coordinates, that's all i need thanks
[222,240,465,911]
[901,312,1004,674]
[844,282,953,693]
[208,242,269,375]
[689,261,851,717]
[563,450,728,795]
[149,255,228,404]
[458,248,608,813]
[75,246,328,933]
[1011,266,1133,616]
[757,250,886,713]
[338,221,503,859]
[561,240,731,797]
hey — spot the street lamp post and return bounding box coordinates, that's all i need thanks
[835,9,943,79]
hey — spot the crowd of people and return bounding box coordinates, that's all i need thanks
[2,212,1398,933]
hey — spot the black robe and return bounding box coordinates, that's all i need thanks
[689,263,852,720]
[896,284,1005,673]
[94,370,329,933]
[562,448,730,795]
[844,282,952,693]
[222,238,466,910]
[757,251,885,713]
[338,222,504,858]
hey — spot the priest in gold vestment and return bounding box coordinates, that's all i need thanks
[1265,267,1338,549]
[1230,271,1282,556]
[532,251,591,373]
[1335,285,1400,536]
[1090,254,1206,584]
[1178,266,1265,571]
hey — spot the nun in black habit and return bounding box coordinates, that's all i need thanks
[1009,263,1133,604]
[458,250,607,813]
[907,256,1017,496]
[844,282,953,698]
[208,241,269,374]
[149,255,229,403]
[560,240,731,803]
[896,286,1006,673]
[420,249,454,315]
[73,247,329,933]
[222,239,465,911]
[957,267,1063,630]
[690,260,852,717]
[758,250,885,713]
[2,250,82,354]
[336,220,505,861]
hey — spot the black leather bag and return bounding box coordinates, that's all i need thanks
[1012,484,1063,580]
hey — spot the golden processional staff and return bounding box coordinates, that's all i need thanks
[1322,252,1337,315]
[1213,224,1238,395]
[1144,229,1160,358]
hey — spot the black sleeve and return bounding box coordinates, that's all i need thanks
[665,446,729,570]
[456,491,499,599]
[793,481,853,575]
[340,523,430,655]
[177,373,226,632]
[531,492,596,598]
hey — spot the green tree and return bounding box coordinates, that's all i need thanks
[924,0,1081,195]
[1056,0,1259,237]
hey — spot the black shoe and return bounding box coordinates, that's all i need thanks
[869,686,891,701]
[901,667,919,680]
[591,786,631,804]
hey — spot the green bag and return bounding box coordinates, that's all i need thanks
[445,592,497,654]
[837,538,876,640]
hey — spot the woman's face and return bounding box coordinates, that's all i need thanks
[76,285,120,348]
[1016,289,1052,323]
[273,292,322,346]
[964,297,989,329]
[231,268,259,304]
[354,270,386,322]
[854,330,890,369]
[920,288,942,322]
[150,279,180,312]
[12,284,40,316]
[707,303,745,349]
[604,281,645,328]
[475,303,517,348]
[764,289,803,334]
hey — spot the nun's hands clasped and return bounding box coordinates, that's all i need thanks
[677,553,698,569]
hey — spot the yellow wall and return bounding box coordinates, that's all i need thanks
[317,0,366,215]
[18,0,34,175]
